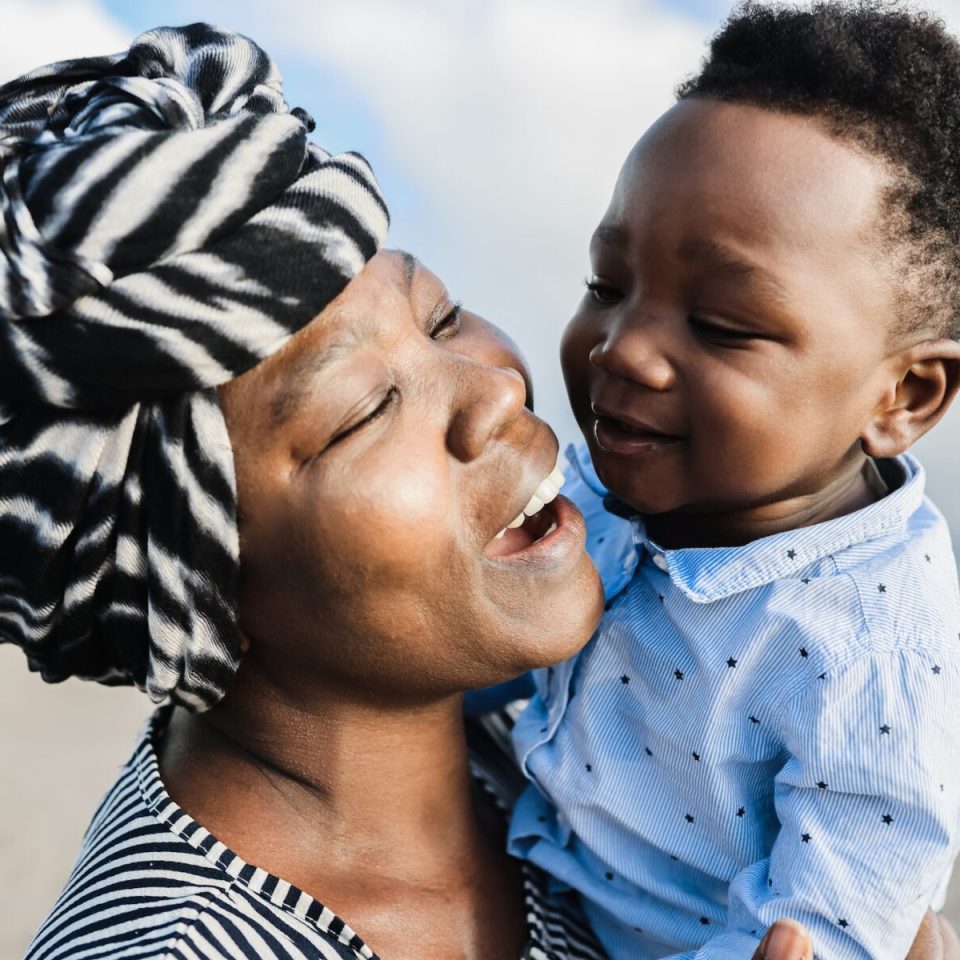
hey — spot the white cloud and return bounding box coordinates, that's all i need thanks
[197,0,960,521]
[0,0,128,83]
[4,0,959,520]
[198,0,707,442]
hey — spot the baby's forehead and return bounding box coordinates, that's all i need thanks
[606,99,889,259]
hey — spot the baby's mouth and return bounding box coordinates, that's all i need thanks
[483,462,565,559]
[593,410,685,454]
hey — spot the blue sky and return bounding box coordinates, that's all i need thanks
[97,0,735,237]
[2,0,959,519]
[93,0,734,245]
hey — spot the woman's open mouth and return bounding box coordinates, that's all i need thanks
[483,463,572,560]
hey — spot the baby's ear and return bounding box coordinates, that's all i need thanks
[862,338,960,458]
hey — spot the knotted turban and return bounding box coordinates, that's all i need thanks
[0,24,389,709]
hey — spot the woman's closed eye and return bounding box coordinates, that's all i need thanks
[328,385,399,448]
[429,302,462,339]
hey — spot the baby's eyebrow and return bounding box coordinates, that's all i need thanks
[590,224,627,250]
[678,238,790,305]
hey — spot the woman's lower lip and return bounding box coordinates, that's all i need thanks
[594,416,682,454]
[484,494,586,568]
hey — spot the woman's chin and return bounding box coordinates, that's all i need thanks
[508,560,604,674]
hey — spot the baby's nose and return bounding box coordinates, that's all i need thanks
[590,321,675,391]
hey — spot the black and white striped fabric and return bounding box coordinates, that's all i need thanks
[0,24,388,709]
[26,708,607,960]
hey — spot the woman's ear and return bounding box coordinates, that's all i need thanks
[862,339,960,458]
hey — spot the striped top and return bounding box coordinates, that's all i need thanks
[26,706,605,960]
[509,443,960,960]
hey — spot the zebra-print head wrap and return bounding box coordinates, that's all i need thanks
[0,24,389,710]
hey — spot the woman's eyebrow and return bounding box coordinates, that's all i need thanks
[269,334,359,427]
[400,251,419,291]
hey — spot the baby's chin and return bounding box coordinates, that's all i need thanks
[587,448,675,517]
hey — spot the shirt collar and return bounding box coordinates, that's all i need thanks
[568,445,926,604]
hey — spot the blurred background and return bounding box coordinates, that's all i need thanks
[2,0,960,955]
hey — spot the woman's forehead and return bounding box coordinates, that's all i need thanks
[223,249,443,427]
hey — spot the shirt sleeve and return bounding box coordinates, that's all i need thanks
[666,647,960,960]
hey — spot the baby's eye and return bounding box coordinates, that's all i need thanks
[688,315,755,343]
[585,278,622,305]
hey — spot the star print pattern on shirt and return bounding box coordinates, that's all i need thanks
[509,444,960,960]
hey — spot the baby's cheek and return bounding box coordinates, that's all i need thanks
[694,396,792,488]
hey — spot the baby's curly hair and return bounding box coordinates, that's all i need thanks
[678,1,960,340]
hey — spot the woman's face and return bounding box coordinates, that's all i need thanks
[220,250,602,704]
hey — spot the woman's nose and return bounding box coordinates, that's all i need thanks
[446,362,528,463]
[589,318,675,391]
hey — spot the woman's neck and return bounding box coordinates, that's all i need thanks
[158,658,526,958]
[162,665,479,878]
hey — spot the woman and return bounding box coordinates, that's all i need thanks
[0,24,601,959]
[0,24,949,960]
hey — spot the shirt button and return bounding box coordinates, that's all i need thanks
[652,553,668,572]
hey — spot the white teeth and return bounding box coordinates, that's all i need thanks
[523,494,545,517]
[502,459,566,531]
[494,528,506,539]
[538,478,559,501]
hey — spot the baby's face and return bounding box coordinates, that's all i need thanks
[562,98,902,543]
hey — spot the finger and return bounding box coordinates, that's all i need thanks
[906,909,942,960]
[754,919,813,960]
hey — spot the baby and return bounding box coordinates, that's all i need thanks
[507,3,960,959]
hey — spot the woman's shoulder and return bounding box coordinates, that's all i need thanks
[28,706,606,960]
[25,708,368,960]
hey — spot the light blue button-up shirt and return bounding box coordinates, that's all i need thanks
[509,444,960,960]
